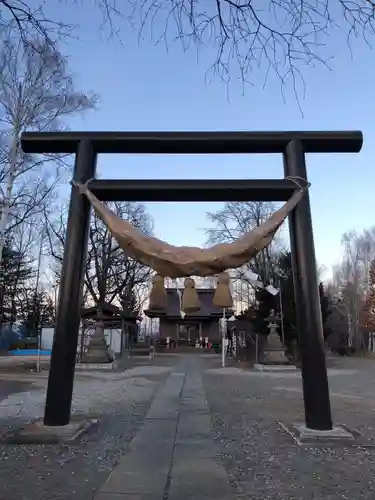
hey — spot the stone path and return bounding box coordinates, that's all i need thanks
[95,358,236,500]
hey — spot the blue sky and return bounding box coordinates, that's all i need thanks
[47,2,373,280]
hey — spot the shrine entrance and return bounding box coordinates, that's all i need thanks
[21,130,363,432]
[179,324,198,345]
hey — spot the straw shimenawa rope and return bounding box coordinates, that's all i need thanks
[71,178,308,278]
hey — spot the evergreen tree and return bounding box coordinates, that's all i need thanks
[0,240,34,323]
[276,252,298,343]
[120,288,140,344]
[319,282,332,340]
[252,287,277,335]
[248,251,332,343]
[21,291,56,337]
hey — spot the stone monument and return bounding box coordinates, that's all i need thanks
[81,319,113,364]
[254,309,296,372]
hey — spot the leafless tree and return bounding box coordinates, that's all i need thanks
[85,201,154,313]
[332,241,362,346]
[0,1,73,47]
[334,229,375,294]
[0,32,98,270]
[2,1,374,96]
[205,200,285,307]
[43,204,66,281]
[357,227,375,294]
[45,200,154,313]
[206,200,284,275]
[330,228,375,348]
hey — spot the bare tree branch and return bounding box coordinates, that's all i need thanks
[84,200,154,311]
[205,200,284,277]
[204,200,285,309]
[330,227,375,348]
[0,1,75,48]
[1,1,375,97]
[45,198,154,312]
[0,32,98,264]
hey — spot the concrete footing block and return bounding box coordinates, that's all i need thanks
[2,417,98,444]
[254,363,297,372]
[278,421,359,447]
[76,361,117,371]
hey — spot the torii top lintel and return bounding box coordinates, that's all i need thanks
[20,130,363,155]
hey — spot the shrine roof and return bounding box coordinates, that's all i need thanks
[81,303,139,320]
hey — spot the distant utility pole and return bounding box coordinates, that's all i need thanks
[35,230,44,373]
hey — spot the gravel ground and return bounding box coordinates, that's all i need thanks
[0,379,34,403]
[3,353,375,500]
[202,356,375,500]
[0,363,174,500]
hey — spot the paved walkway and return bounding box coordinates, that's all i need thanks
[95,358,236,500]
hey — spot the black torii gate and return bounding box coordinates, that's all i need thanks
[21,130,363,431]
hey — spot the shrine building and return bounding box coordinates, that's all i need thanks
[144,288,233,346]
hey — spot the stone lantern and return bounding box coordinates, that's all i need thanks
[260,309,290,365]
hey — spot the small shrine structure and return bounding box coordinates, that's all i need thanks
[80,302,139,363]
